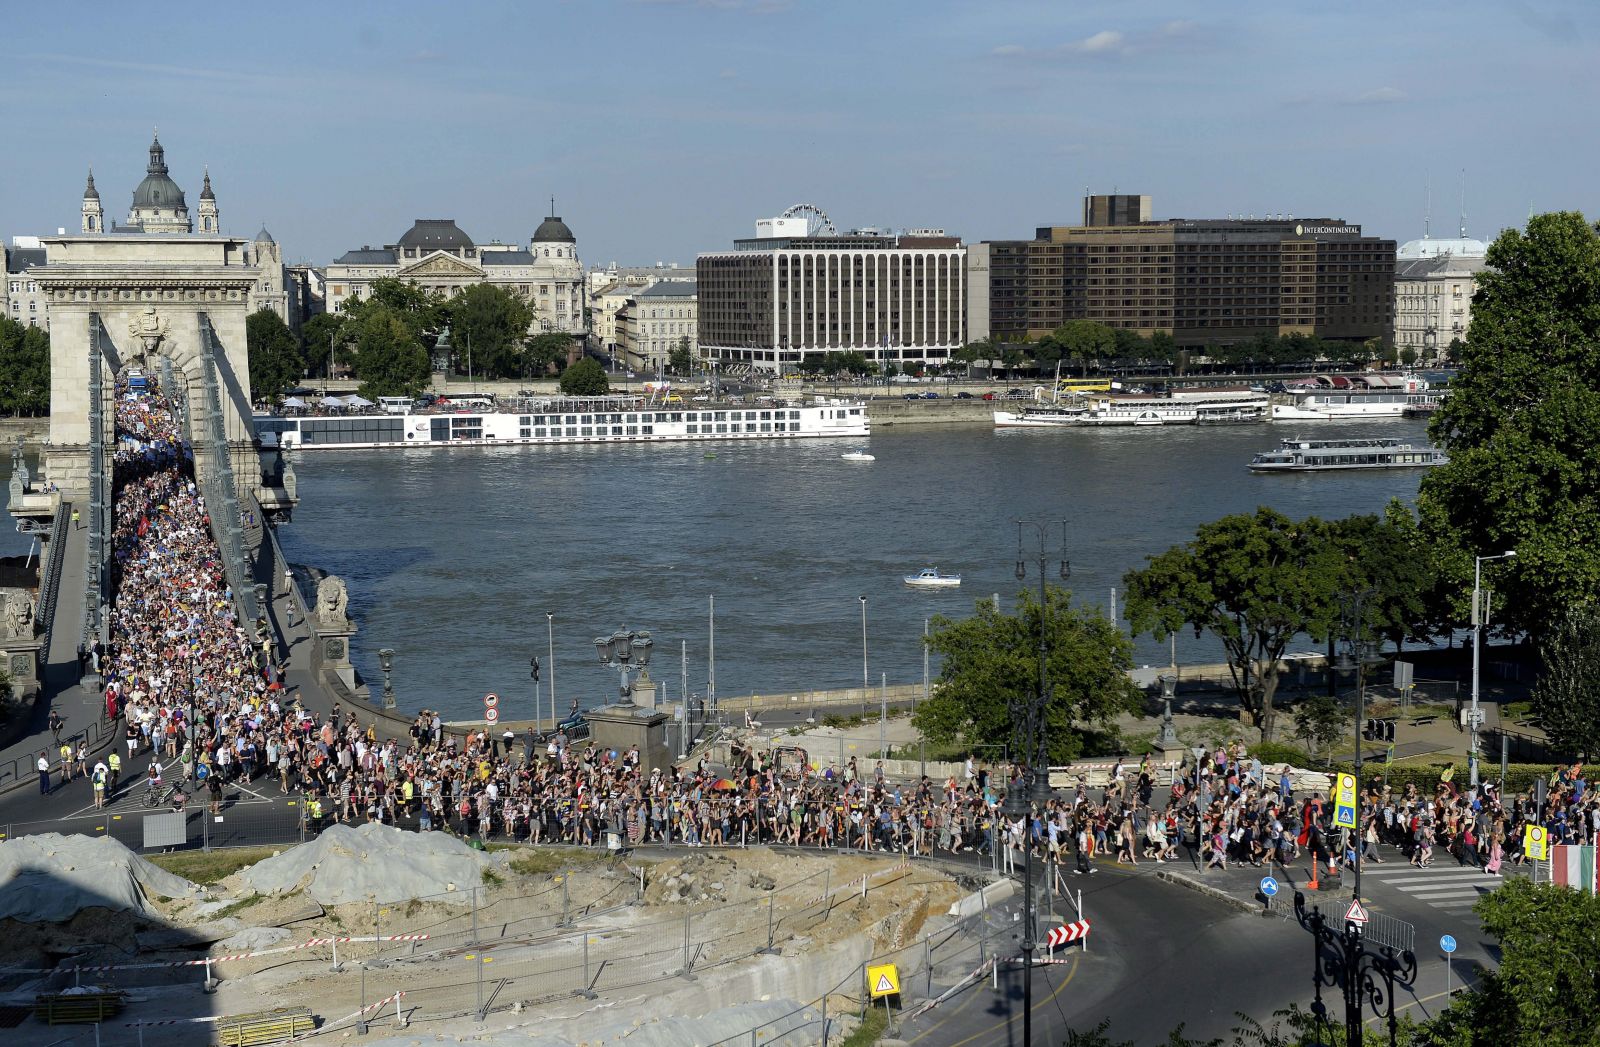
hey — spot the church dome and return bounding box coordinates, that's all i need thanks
[534,215,576,243]
[131,133,187,211]
[397,219,473,251]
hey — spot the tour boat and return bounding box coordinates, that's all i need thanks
[1248,437,1449,472]
[1271,373,1440,421]
[904,568,961,589]
[256,395,869,450]
[840,449,875,462]
[995,390,1270,428]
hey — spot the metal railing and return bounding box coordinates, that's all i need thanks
[194,313,261,631]
[0,715,112,796]
[85,313,109,646]
[33,500,70,651]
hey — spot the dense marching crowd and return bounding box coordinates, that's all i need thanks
[53,379,1600,883]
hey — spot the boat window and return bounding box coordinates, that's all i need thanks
[687,424,698,434]
[519,428,531,438]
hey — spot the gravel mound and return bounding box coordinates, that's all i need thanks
[236,822,501,906]
[0,833,196,923]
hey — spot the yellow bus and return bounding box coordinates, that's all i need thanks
[1057,378,1114,394]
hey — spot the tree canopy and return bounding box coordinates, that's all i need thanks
[1122,509,1433,741]
[527,333,574,377]
[668,337,695,376]
[351,306,431,399]
[443,283,533,379]
[245,308,304,400]
[558,357,609,396]
[1530,608,1600,760]
[0,316,50,416]
[1420,212,1600,636]
[300,312,351,374]
[342,277,447,337]
[912,586,1140,763]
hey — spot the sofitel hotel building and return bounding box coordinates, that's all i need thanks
[971,194,1396,351]
[697,213,966,373]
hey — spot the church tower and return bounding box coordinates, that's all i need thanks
[81,168,103,233]
[127,131,191,233]
[197,167,218,233]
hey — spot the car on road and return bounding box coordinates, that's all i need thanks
[954,391,974,399]
[981,392,996,401]
[903,393,920,401]
[921,391,940,399]
[1005,389,1028,399]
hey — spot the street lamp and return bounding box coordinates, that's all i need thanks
[1470,550,1516,787]
[858,595,869,715]
[377,647,395,710]
[1009,519,1069,1047]
[1333,588,1379,902]
[546,613,556,727]
[594,628,654,700]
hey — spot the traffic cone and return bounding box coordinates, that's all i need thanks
[1306,863,1320,891]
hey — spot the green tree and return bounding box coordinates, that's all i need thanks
[300,312,352,375]
[1147,331,1177,364]
[1052,320,1116,375]
[953,339,990,373]
[245,308,304,400]
[526,333,574,377]
[912,586,1140,763]
[443,283,533,379]
[558,357,610,396]
[342,277,447,338]
[1529,608,1600,759]
[668,336,695,376]
[1124,509,1347,741]
[351,306,431,399]
[1292,695,1345,765]
[0,316,50,416]
[1420,212,1600,638]
[1399,346,1419,367]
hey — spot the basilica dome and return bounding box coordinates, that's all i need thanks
[130,134,187,211]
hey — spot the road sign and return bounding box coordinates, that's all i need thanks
[485,708,500,725]
[1344,898,1370,926]
[1524,824,1549,860]
[1259,876,1279,898]
[484,692,499,710]
[1046,919,1091,949]
[1333,773,1358,829]
[866,963,900,998]
[1440,934,1457,954]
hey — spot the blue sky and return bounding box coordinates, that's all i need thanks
[4,2,1596,265]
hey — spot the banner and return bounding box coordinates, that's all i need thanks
[1552,844,1598,896]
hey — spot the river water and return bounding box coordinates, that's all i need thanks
[0,420,1428,718]
[240,418,1427,721]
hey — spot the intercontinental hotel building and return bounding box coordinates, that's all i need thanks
[972,194,1396,351]
[697,212,966,373]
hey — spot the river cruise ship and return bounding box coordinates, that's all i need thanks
[1248,437,1448,472]
[1271,373,1442,421]
[256,397,869,450]
[994,390,1270,428]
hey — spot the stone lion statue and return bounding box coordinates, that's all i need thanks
[0,589,34,640]
[315,575,350,627]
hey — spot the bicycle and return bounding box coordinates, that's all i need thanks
[145,781,177,808]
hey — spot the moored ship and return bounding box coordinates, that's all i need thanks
[1248,436,1448,472]
[995,389,1270,428]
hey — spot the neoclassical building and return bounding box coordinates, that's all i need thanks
[325,210,584,336]
[1392,232,1487,363]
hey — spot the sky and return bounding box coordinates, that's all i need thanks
[4,1,1597,266]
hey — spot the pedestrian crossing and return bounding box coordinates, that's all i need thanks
[1362,861,1514,914]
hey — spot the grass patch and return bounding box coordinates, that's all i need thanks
[481,869,504,888]
[841,1004,888,1047]
[503,848,608,878]
[210,894,266,920]
[146,846,280,885]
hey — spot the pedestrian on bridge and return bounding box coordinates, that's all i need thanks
[37,751,50,795]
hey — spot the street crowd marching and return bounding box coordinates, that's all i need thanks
[45,378,1600,881]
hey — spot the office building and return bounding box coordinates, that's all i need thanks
[616,281,697,373]
[1393,230,1487,363]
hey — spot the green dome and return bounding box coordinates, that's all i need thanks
[131,134,186,211]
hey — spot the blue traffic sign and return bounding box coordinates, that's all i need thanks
[1440,934,1457,955]
[1260,876,1279,897]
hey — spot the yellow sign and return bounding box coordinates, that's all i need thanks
[866,963,901,999]
[1333,773,1358,830]
[1524,824,1549,861]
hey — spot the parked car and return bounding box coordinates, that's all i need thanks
[921,391,940,399]
[902,393,920,401]
[981,392,996,401]
[954,391,974,399]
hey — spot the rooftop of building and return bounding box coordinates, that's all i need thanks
[1397,235,1488,259]
[479,250,536,265]
[635,280,697,297]
[534,215,576,243]
[4,247,47,274]
[1396,252,1489,279]
[333,247,399,265]
[395,219,474,251]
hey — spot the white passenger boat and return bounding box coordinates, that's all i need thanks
[1271,373,1441,421]
[840,449,875,462]
[257,396,869,450]
[1248,437,1449,472]
[904,568,961,589]
[995,390,1270,428]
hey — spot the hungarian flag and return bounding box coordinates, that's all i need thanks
[1552,844,1598,895]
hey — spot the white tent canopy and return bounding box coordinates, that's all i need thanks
[319,396,346,408]
[279,396,307,409]
[343,394,375,407]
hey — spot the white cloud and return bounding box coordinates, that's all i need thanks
[994,20,1202,62]
[1074,30,1125,54]
[1353,86,1407,105]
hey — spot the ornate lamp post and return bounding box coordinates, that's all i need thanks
[1469,550,1515,786]
[1008,520,1069,1047]
[594,629,654,700]
[377,648,396,710]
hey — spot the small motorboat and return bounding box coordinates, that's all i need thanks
[841,449,875,462]
[904,567,961,589]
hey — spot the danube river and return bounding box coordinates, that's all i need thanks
[259,419,1433,721]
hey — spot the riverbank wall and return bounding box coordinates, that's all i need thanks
[0,417,49,449]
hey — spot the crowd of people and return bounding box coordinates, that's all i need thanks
[51,379,1598,885]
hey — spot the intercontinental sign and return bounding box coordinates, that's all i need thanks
[1294,223,1361,236]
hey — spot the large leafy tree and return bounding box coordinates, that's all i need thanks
[300,312,351,375]
[1051,320,1116,375]
[1529,608,1600,760]
[245,308,304,401]
[668,337,694,376]
[0,316,50,415]
[1420,212,1600,637]
[342,277,447,338]
[527,333,574,377]
[912,586,1140,763]
[1124,509,1346,741]
[558,357,609,396]
[351,306,430,399]
[443,284,533,379]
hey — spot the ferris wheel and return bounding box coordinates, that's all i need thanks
[781,203,836,237]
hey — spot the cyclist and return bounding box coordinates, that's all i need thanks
[144,761,163,805]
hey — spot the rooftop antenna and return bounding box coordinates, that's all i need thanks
[550,194,556,217]
[1459,169,1467,238]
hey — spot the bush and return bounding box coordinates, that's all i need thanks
[1251,741,1313,767]
[558,357,609,396]
[1323,761,1564,796]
